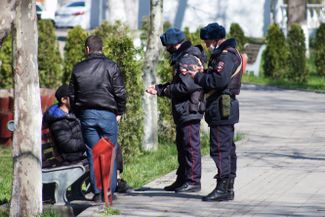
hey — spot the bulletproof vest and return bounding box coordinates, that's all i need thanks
[224,47,243,96]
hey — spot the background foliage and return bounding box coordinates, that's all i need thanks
[315,23,325,76]
[287,24,307,83]
[228,23,247,52]
[0,35,12,89]
[263,23,288,79]
[38,20,63,88]
[62,26,88,84]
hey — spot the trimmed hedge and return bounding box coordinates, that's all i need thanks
[263,23,288,79]
[62,26,88,84]
[38,20,63,88]
[315,23,325,76]
[287,24,307,83]
[93,21,144,159]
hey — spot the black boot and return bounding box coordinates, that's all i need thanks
[202,178,230,202]
[228,178,235,200]
[164,178,184,191]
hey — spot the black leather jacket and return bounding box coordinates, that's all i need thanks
[194,39,242,126]
[156,41,205,126]
[70,53,126,115]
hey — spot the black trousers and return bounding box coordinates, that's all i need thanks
[176,121,201,185]
[116,144,123,173]
[210,125,237,179]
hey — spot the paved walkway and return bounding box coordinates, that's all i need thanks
[78,85,325,217]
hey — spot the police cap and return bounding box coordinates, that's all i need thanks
[200,23,226,40]
[160,28,185,46]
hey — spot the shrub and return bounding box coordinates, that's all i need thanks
[38,20,62,88]
[315,23,325,76]
[263,23,288,79]
[62,26,88,84]
[156,51,176,143]
[93,21,144,159]
[228,23,246,52]
[287,24,307,83]
[0,35,12,89]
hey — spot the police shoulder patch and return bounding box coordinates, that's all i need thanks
[215,61,225,73]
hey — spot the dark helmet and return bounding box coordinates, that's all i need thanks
[160,28,186,46]
[200,23,226,40]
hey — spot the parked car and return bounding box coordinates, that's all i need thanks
[36,2,56,22]
[54,0,90,29]
[36,2,44,20]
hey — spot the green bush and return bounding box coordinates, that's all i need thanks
[62,26,88,84]
[0,35,12,89]
[156,51,176,143]
[228,23,246,52]
[38,20,62,88]
[263,23,288,79]
[93,21,144,159]
[315,23,325,76]
[287,24,307,83]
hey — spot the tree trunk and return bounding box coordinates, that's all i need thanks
[142,0,163,151]
[10,0,43,216]
[287,0,306,25]
[0,0,16,47]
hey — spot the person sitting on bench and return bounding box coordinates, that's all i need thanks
[43,84,86,166]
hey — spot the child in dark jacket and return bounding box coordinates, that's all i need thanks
[43,84,86,165]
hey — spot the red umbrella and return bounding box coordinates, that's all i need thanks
[92,137,116,206]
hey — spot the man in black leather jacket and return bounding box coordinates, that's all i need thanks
[187,23,243,202]
[146,28,205,193]
[70,35,126,202]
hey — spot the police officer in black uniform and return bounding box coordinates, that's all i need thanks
[187,23,243,201]
[146,28,206,193]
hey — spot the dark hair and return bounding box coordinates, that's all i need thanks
[55,84,73,104]
[85,35,103,53]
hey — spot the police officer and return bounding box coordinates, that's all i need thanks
[146,28,205,193]
[187,23,243,201]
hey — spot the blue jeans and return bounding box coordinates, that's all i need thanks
[78,109,118,195]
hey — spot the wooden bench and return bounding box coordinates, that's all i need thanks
[41,129,89,205]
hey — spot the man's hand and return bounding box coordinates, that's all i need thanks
[145,85,157,95]
[116,115,122,123]
[179,64,203,78]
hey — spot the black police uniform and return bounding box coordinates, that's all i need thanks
[156,40,205,192]
[194,38,242,200]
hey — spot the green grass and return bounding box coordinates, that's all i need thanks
[100,207,121,216]
[242,74,325,92]
[0,146,12,205]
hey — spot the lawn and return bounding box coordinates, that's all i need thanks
[0,146,12,205]
[242,74,325,92]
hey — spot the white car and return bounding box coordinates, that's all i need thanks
[36,1,56,22]
[54,0,90,29]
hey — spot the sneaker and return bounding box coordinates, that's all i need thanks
[92,193,103,203]
[116,179,133,193]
